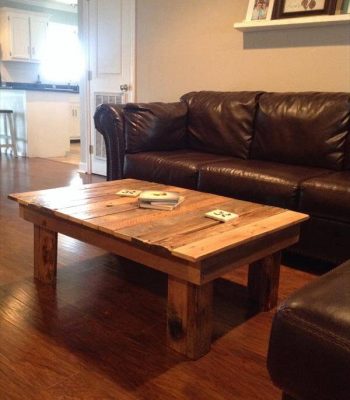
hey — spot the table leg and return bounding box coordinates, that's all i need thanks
[34,225,58,284]
[167,276,213,359]
[248,251,281,311]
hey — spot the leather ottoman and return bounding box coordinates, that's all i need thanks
[267,260,350,400]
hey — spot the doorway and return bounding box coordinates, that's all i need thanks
[79,0,135,176]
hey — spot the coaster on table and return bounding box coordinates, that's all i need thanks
[116,189,142,197]
[205,209,239,222]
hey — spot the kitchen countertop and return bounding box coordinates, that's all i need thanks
[0,82,79,93]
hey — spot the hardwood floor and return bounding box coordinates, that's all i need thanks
[0,156,321,399]
[48,142,81,166]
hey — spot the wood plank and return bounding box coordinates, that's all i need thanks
[33,225,58,284]
[8,178,138,201]
[167,276,213,359]
[248,252,281,311]
[35,184,192,231]
[21,206,202,284]
[42,192,137,211]
[172,211,309,261]
[28,181,173,211]
[129,200,264,244]
[201,226,299,283]
[155,205,283,251]
[8,182,110,202]
[55,196,139,220]
[8,180,185,206]
[136,214,219,243]
[85,192,230,234]
[15,185,138,208]
[116,203,230,242]
[114,193,239,240]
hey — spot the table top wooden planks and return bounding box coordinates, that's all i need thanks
[9,178,309,267]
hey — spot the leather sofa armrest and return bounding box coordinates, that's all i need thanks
[94,103,125,181]
[124,101,188,153]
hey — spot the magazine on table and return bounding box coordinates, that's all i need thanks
[138,191,184,210]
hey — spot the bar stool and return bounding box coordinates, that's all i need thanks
[0,109,18,157]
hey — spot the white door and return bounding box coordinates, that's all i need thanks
[30,16,48,62]
[86,0,135,176]
[9,14,30,60]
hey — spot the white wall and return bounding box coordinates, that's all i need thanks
[135,0,350,102]
[0,61,40,83]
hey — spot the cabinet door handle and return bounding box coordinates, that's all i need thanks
[28,46,30,55]
[32,47,35,55]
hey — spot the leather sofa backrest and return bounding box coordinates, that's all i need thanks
[124,102,188,153]
[251,92,350,170]
[181,91,262,159]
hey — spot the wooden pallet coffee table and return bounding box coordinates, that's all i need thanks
[9,179,308,359]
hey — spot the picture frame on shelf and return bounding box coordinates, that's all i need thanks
[272,0,337,19]
[245,0,275,21]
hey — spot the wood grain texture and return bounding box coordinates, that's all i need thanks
[10,175,309,359]
[10,179,309,265]
[171,211,308,261]
[14,182,307,289]
[0,157,323,399]
[201,227,299,283]
[153,205,281,250]
[34,225,58,284]
[248,252,282,311]
[167,277,213,359]
[21,206,202,284]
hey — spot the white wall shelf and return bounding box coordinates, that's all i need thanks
[234,14,350,32]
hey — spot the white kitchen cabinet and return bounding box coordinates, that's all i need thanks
[29,16,49,62]
[26,91,79,158]
[0,8,49,62]
[7,12,29,60]
[70,102,80,140]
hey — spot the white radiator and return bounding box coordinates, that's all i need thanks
[94,92,123,159]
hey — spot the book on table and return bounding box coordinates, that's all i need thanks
[138,190,184,210]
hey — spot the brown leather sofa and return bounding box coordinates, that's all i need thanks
[267,259,350,400]
[94,91,350,264]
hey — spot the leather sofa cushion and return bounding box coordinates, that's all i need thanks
[299,171,350,223]
[181,91,262,159]
[124,102,187,153]
[198,159,329,209]
[267,260,350,400]
[123,150,232,189]
[251,92,350,170]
